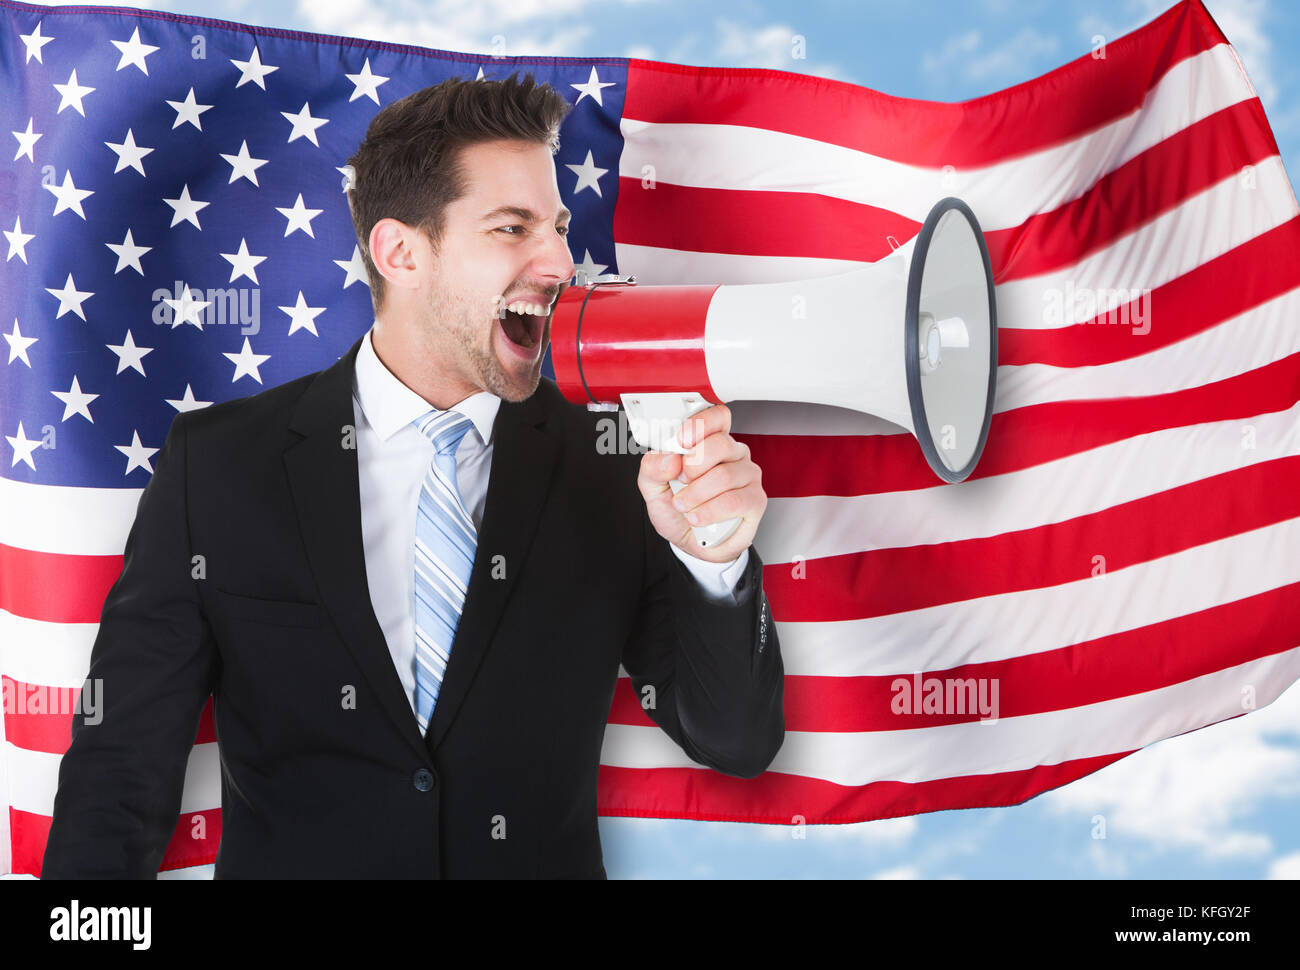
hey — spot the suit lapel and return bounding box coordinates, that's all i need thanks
[427,388,561,752]
[283,337,428,761]
[282,335,564,758]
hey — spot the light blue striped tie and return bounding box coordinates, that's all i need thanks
[412,408,477,736]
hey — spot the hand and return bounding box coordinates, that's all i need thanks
[636,403,766,563]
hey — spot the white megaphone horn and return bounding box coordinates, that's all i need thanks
[550,197,998,549]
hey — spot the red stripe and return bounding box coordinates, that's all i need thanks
[597,748,1144,824]
[1000,216,1300,368]
[609,583,1300,730]
[744,351,1300,498]
[3,679,217,754]
[623,2,1221,167]
[762,457,1300,622]
[0,543,121,623]
[613,100,1280,279]
[985,100,1282,283]
[614,178,920,262]
[10,806,221,877]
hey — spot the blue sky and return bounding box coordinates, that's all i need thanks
[29,0,1300,879]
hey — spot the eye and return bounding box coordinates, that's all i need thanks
[557,225,570,236]
[497,225,524,235]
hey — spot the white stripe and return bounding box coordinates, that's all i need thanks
[0,611,96,686]
[620,46,1255,231]
[997,286,1300,412]
[753,397,1300,561]
[602,646,1300,786]
[728,516,1300,677]
[8,739,221,816]
[994,155,1296,332]
[0,477,140,555]
[421,472,476,537]
[414,543,469,600]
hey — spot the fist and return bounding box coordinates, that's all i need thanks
[636,403,767,562]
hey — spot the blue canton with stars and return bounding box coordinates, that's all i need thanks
[1,0,625,487]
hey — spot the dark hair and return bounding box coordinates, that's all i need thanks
[345,71,572,311]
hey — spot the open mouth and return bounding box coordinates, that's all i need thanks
[499,301,550,353]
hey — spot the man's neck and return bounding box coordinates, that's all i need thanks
[371,313,479,411]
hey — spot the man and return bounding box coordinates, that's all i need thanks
[41,72,784,879]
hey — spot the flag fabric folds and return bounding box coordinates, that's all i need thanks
[2,0,1298,876]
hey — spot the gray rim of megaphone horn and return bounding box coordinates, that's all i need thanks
[903,196,998,484]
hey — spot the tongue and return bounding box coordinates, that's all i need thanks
[502,309,534,348]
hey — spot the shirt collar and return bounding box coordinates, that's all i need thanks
[353,325,501,446]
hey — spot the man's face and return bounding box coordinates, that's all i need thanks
[415,138,574,403]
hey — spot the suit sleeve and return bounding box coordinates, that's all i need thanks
[41,411,219,879]
[619,508,785,779]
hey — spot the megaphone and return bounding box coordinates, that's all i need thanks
[551,197,997,549]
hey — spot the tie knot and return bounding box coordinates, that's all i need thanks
[415,409,474,457]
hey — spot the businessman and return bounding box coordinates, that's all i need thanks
[41,72,784,879]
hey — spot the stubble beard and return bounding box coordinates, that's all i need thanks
[428,290,546,404]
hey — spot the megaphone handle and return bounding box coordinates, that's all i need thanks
[667,475,743,549]
[619,391,745,549]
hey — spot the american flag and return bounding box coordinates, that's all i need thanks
[2,0,1298,876]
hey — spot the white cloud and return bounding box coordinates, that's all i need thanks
[921,27,1060,88]
[1267,850,1300,879]
[706,17,846,82]
[1201,0,1278,107]
[1040,680,1300,868]
[872,864,922,878]
[292,0,601,57]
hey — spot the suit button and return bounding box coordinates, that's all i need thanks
[412,768,435,792]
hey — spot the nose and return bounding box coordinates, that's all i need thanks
[533,225,575,285]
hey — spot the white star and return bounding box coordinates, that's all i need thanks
[166,88,213,130]
[224,337,270,383]
[105,128,154,176]
[163,184,209,229]
[336,164,354,193]
[572,249,608,282]
[162,283,211,329]
[346,58,389,104]
[43,170,94,219]
[12,117,41,162]
[281,102,328,146]
[231,45,279,89]
[106,330,153,376]
[53,69,95,116]
[6,422,42,471]
[220,238,266,283]
[5,216,35,263]
[220,140,268,185]
[276,193,322,237]
[106,228,151,275]
[111,26,159,75]
[45,273,93,320]
[279,291,325,336]
[19,21,54,64]
[334,245,369,289]
[166,384,213,413]
[115,430,159,476]
[51,375,99,423]
[571,67,615,106]
[4,319,38,367]
[566,150,609,197]
[475,66,485,80]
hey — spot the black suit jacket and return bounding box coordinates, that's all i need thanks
[41,335,785,879]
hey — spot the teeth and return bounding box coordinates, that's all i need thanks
[506,301,548,316]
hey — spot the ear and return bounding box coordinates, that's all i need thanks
[369,218,425,294]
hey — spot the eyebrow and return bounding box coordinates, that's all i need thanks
[480,204,572,224]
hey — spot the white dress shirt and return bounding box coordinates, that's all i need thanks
[351,327,750,715]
